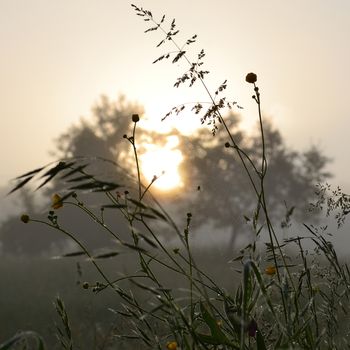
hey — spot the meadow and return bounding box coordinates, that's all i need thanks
[0,247,238,349]
[2,4,350,350]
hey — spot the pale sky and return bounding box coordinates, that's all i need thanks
[1,0,350,193]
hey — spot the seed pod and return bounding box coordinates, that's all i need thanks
[132,114,140,122]
[20,214,30,223]
[245,72,257,84]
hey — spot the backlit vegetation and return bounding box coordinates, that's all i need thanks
[2,4,350,350]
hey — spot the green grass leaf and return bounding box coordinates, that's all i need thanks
[0,331,46,350]
[256,329,267,350]
[199,301,236,347]
[93,251,119,259]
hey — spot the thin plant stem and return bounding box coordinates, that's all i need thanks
[131,121,142,201]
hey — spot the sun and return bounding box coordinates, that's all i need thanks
[140,136,183,191]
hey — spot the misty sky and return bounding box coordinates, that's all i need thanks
[1,0,350,192]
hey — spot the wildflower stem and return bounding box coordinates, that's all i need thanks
[29,219,115,292]
[132,121,142,201]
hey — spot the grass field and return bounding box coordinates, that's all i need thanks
[0,246,238,349]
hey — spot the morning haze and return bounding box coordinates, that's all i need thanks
[1,0,349,188]
[1,2,350,347]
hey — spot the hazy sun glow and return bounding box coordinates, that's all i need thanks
[140,136,183,191]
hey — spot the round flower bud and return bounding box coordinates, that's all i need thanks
[245,72,257,84]
[166,341,178,350]
[224,142,230,148]
[82,282,89,289]
[132,114,140,123]
[20,214,30,223]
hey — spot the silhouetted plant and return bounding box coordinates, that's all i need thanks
[4,4,350,350]
[0,95,330,256]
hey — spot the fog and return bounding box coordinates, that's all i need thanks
[1,1,350,347]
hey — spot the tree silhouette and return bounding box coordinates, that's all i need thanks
[0,97,331,255]
[0,96,144,256]
[163,113,331,248]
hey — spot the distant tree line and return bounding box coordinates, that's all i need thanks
[0,95,331,256]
